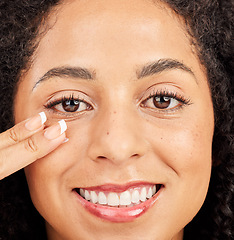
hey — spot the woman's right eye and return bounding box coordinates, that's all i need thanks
[60,99,90,112]
[44,96,93,114]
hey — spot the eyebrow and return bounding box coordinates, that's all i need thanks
[32,66,95,90]
[137,58,195,79]
[32,58,196,90]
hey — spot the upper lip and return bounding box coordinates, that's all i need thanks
[73,181,161,192]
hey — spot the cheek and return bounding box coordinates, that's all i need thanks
[147,114,213,173]
[24,121,90,196]
[148,110,213,190]
[169,125,213,174]
[172,126,213,216]
[162,119,213,206]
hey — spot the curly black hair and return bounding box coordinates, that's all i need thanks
[0,0,233,239]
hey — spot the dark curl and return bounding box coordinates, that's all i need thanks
[0,0,233,239]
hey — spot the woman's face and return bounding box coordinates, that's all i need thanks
[14,0,214,239]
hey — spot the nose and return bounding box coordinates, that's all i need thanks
[87,108,148,165]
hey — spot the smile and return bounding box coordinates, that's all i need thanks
[73,183,163,222]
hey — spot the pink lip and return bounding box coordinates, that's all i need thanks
[73,182,162,222]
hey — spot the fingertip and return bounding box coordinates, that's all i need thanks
[58,120,67,134]
[39,112,47,125]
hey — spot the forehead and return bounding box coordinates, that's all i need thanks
[35,0,191,61]
[41,0,187,43]
[49,0,180,27]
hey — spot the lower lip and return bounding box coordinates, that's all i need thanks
[73,187,162,223]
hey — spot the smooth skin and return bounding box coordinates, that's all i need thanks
[13,0,215,239]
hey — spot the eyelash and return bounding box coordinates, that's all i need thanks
[43,90,191,115]
[146,90,190,103]
[45,95,79,108]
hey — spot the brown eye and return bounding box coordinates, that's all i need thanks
[142,96,180,110]
[51,98,91,113]
[153,96,171,109]
[62,99,80,112]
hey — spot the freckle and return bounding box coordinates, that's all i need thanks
[113,111,116,114]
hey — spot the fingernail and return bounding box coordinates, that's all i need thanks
[25,112,47,131]
[44,120,67,140]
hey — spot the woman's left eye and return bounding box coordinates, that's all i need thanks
[142,96,181,110]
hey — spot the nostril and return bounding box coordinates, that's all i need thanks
[96,153,140,162]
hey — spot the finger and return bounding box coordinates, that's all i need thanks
[0,120,67,180]
[0,112,47,150]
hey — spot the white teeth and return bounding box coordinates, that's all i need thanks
[80,188,85,197]
[85,190,91,201]
[107,193,119,206]
[146,187,153,199]
[79,185,158,207]
[90,191,98,203]
[131,189,140,203]
[98,192,107,205]
[119,190,131,206]
[140,187,147,202]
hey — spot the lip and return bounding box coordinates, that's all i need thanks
[73,182,163,222]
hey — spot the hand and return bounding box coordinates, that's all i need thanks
[0,112,67,180]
